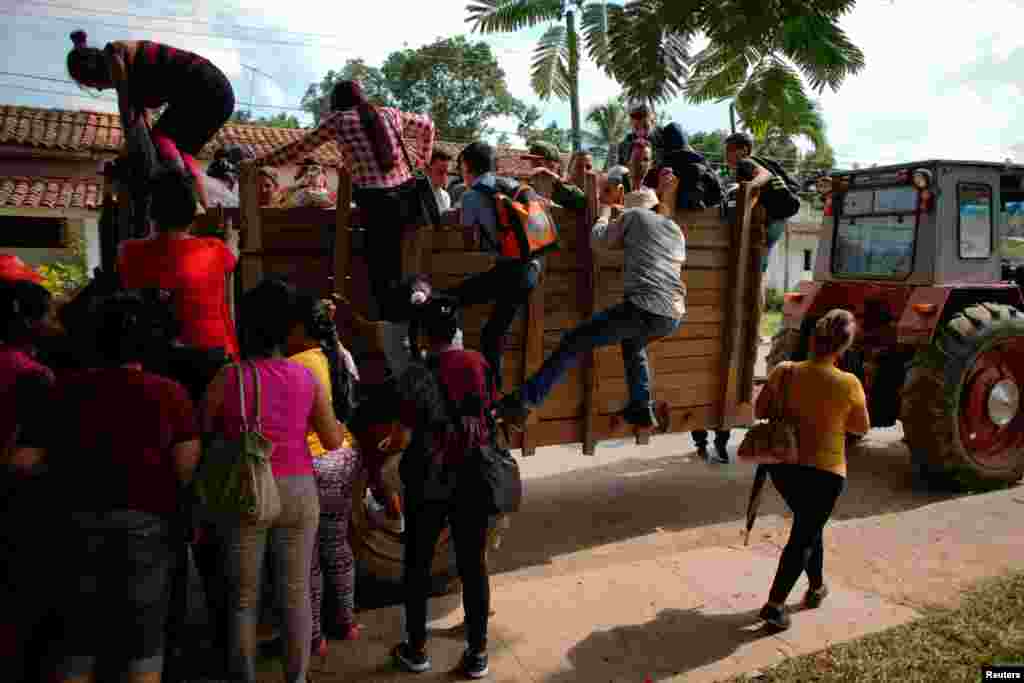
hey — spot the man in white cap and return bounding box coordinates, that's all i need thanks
[494,172,686,431]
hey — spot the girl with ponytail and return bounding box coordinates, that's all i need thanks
[243,79,436,324]
[65,29,235,209]
[286,292,365,654]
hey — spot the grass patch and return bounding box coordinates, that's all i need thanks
[729,571,1024,683]
[1003,238,1024,259]
[760,311,782,340]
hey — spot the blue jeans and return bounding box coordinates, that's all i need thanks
[521,301,682,409]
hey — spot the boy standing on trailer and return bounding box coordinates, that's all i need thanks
[494,172,685,431]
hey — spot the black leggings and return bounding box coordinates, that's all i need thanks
[767,465,845,604]
[403,494,490,653]
[152,60,235,157]
[354,179,420,321]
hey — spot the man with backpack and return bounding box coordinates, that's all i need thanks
[441,141,553,392]
[494,172,686,432]
[724,132,802,274]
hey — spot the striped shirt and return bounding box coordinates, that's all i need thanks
[257,107,434,189]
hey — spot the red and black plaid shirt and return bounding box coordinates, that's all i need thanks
[256,107,434,189]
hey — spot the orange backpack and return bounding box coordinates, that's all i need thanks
[477,182,560,261]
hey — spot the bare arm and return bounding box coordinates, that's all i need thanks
[846,377,871,435]
[748,162,773,190]
[310,381,345,452]
[591,206,626,252]
[172,439,201,484]
[247,112,344,168]
[201,366,228,434]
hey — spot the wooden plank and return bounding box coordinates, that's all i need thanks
[683,226,731,249]
[238,165,263,292]
[505,403,720,450]
[675,206,731,230]
[682,269,730,290]
[593,247,730,271]
[718,183,756,428]
[595,351,722,377]
[579,172,600,454]
[520,267,547,456]
[334,168,353,299]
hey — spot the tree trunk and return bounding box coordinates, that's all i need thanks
[567,9,581,153]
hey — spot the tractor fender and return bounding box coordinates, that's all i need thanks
[780,281,822,331]
[897,287,953,345]
[898,284,1024,345]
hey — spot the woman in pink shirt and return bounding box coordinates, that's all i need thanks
[203,278,344,683]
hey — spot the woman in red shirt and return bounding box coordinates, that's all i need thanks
[118,172,240,359]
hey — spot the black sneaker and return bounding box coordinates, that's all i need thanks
[804,584,829,608]
[759,603,791,630]
[392,642,431,673]
[456,649,489,679]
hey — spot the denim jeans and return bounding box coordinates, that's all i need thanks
[221,476,319,683]
[521,300,682,409]
[447,259,541,392]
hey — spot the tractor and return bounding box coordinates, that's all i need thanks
[768,160,1024,488]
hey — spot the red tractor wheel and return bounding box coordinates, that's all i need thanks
[900,303,1024,488]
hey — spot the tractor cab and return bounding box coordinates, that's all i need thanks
[771,160,1024,489]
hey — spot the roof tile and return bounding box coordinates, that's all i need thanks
[0,175,103,210]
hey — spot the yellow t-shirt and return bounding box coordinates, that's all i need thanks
[289,347,354,454]
[768,359,870,477]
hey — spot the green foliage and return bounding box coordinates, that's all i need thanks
[764,287,785,312]
[598,0,865,109]
[689,130,728,163]
[36,233,89,296]
[229,111,301,128]
[529,121,572,152]
[301,39,524,141]
[583,98,630,168]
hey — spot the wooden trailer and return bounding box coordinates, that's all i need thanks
[193,166,769,586]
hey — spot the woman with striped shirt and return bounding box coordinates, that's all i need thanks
[66,30,235,210]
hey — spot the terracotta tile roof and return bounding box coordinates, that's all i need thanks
[0,104,563,173]
[0,175,103,210]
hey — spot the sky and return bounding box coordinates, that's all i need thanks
[2,0,1024,171]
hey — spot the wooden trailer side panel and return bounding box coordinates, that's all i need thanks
[232,168,763,451]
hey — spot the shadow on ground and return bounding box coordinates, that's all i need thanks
[491,431,964,577]
[543,607,787,682]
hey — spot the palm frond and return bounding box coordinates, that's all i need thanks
[603,0,693,104]
[684,44,761,104]
[733,57,814,137]
[466,0,563,34]
[580,1,614,70]
[779,12,865,92]
[531,23,572,100]
[584,99,630,144]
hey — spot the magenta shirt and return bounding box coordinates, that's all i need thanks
[0,345,54,448]
[219,359,319,478]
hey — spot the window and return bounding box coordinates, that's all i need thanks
[958,183,993,259]
[833,216,915,278]
[803,249,813,271]
[0,216,66,248]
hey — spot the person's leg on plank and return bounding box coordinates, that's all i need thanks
[495,301,678,428]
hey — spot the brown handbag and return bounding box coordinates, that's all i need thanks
[738,363,800,465]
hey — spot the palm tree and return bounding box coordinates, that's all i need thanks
[599,0,865,119]
[467,0,617,153]
[583,98,630,169]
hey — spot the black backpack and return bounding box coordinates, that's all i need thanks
[750,155,801,221]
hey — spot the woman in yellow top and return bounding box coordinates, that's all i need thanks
[753,309,870,630]
[286,293,363,654]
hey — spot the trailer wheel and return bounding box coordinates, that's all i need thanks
[899,302,1024,489]
[766,327,802,374]
[349,461,507,594]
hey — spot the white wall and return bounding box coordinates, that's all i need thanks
[765,230,819,292]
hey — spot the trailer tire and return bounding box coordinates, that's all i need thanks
[899,302,1024,489]
[349,465,507,595]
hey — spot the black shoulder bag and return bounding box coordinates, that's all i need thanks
[386,112,441,229]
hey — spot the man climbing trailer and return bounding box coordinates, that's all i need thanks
[66,30,235,212]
